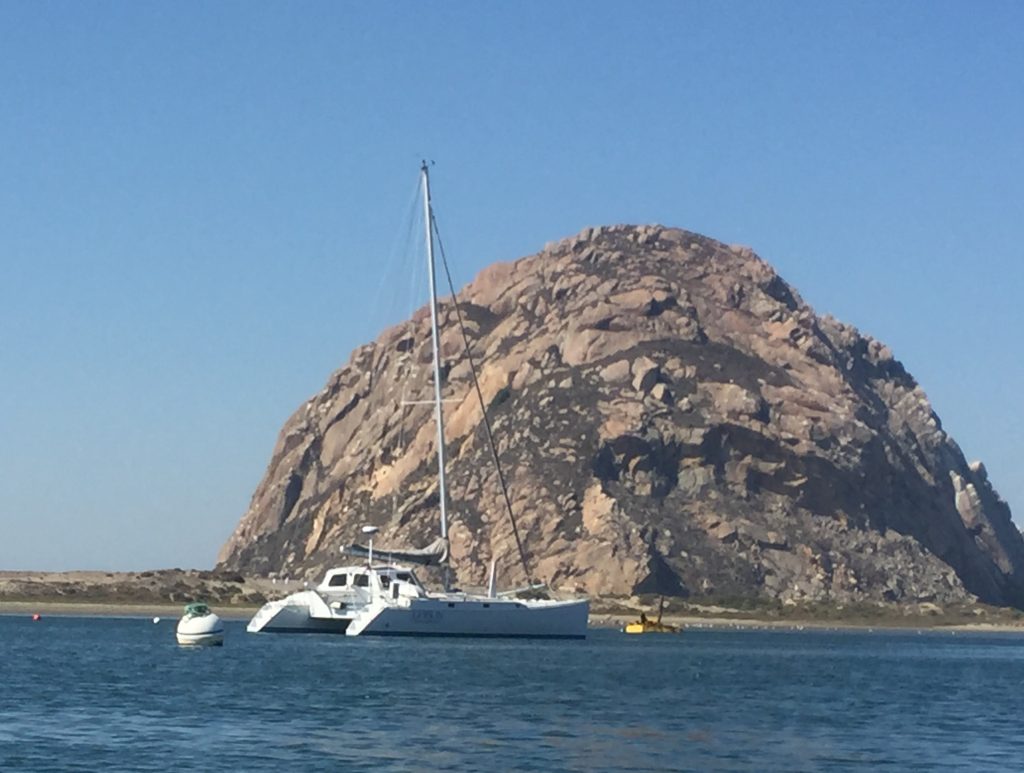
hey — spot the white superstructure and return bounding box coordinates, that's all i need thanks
[246,564,425,634]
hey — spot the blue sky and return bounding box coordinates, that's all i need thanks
[1,2,1021,571]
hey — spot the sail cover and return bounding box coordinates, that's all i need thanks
[341,536,448,566]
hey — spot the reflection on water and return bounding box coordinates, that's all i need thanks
[2,617,1023,771]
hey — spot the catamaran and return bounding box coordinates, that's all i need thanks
[247,164,588,638]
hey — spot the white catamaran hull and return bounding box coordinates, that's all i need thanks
[347,597,589,639]
[246,590,353,634]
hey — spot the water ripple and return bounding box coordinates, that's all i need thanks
[2,618,1023,771]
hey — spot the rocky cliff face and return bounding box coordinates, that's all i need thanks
[217,225,1024,607]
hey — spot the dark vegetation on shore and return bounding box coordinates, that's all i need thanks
[0,569,268,608]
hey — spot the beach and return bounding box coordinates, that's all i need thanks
[4,569,1024,633]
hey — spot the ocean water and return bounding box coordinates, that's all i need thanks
[1,616,1023,771]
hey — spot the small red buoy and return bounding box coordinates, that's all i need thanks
[32,613,41,621]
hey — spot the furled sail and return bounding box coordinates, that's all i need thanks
[341,536,448,566]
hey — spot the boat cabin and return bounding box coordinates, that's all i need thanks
[317,565,427,600]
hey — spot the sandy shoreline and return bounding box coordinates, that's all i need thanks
[0,601,259,621]
[5,601,1024,633]
[589,613,1024,633]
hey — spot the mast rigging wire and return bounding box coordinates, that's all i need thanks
[429,209,534,585]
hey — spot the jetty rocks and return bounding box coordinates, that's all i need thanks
[217,225,1024,608]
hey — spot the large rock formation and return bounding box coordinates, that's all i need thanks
[217,225,1024,608]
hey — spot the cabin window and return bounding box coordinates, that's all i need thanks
[379,575,391,589]
[328,574,348,587]
[354,574,370,587]
[396,573,411,582]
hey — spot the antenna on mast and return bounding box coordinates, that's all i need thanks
[361,525,379,567]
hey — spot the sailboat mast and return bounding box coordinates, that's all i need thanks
[421,162,451,581]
